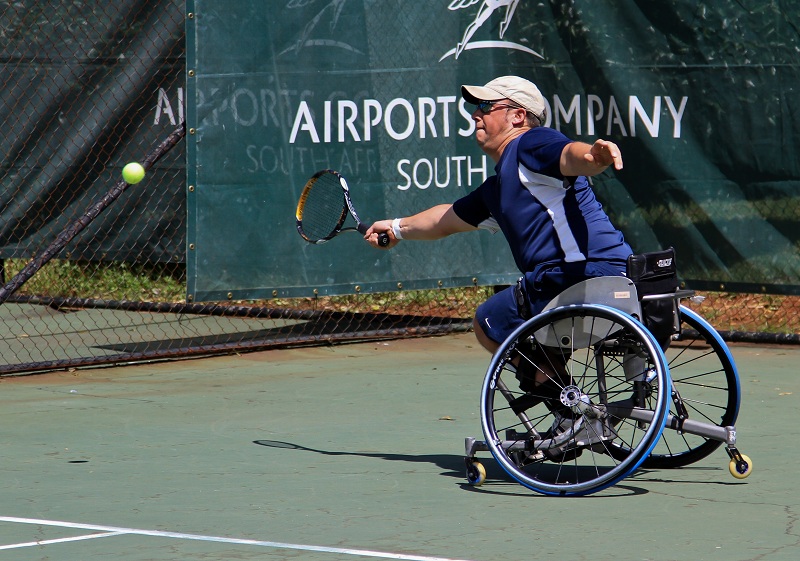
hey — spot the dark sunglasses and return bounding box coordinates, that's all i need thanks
[474,100,522,114]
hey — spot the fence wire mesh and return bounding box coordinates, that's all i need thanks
[0,1,797,376]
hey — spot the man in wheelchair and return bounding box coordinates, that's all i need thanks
[364,76,751,492]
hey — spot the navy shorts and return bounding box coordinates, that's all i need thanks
[475,261,628,344]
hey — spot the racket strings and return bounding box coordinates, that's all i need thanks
[298,174,348,240]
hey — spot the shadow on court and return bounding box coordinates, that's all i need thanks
[253,439,468,479]
[0,333,797,560]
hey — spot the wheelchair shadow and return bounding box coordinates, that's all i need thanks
[463,469,652,499]
[633,467,750,487]
[252,439,656,498]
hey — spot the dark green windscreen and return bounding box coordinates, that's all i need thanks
[186,1,800,301]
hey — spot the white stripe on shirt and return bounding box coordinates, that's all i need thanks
[518,165,586,262]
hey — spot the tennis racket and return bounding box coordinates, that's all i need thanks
[295,169,390,246]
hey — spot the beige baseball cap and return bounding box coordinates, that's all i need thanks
[461,75,546,120]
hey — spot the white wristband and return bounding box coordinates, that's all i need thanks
[391,218,403,240]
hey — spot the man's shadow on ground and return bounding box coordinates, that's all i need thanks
[253,439,467,478]
[252,439,658,498]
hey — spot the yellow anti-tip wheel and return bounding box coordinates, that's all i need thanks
[729,454,753,479]
[466,461,486,486]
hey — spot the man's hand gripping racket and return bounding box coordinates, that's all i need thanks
[295,169,390,247]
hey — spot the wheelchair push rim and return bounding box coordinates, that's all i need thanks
[479,304,672,496]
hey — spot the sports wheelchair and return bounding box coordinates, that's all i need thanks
[464,249,752,496]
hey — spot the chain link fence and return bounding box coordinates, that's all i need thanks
[0,1,797,376]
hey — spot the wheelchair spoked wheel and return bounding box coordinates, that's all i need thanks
[480,304,671,496]
[625,305,740,468]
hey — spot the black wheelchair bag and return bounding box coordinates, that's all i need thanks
[627,248,680,349]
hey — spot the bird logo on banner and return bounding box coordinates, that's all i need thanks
[441,0,543,61]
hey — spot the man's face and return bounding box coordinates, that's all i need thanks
[471,99,525,158]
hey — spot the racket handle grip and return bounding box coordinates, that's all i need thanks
[357,223,391,247]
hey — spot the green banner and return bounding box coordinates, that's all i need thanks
[186,0,800,302]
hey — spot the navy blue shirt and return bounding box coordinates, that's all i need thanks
[453,127,632,274]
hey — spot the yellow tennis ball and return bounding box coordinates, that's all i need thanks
[122,162,145,184]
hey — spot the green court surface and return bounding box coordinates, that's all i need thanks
[0,333,797,560]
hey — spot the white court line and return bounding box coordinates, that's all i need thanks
[0,531,125,550]
[0,517,475,561]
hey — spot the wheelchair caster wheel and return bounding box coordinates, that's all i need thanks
[729,454,753,479]
[466,461,486,486]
